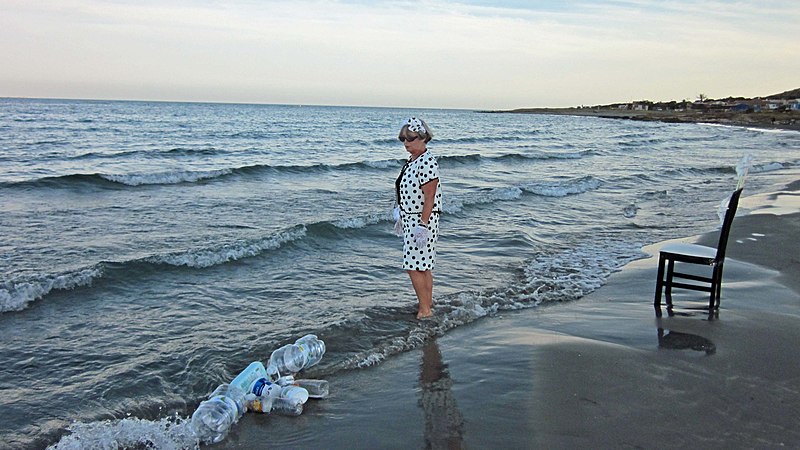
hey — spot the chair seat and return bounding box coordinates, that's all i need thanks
[660,243,717,259]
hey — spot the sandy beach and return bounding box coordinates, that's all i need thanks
[213,179,800,449]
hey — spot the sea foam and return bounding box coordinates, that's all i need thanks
[101,169,233,186]
[1,267,102,313]
[147,227,306,268]
[47,415,197,450]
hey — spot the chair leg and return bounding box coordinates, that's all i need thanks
[711,264,723,309]
[654,254,666,308]
[665,260,675,307]
[708,281,717,311]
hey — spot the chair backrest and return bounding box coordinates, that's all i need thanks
[715,187,743,262]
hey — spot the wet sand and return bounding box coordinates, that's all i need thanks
[217,182,800,449]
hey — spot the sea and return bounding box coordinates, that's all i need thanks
[1,98,799,449]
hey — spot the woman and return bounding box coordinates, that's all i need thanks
[394,117,442,319]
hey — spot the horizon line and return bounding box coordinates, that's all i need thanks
[0,95,480,111]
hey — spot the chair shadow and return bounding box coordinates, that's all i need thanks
[657,328,717,355]
[419,339,465,449]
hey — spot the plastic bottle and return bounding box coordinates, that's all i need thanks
[244,393,273,414]
[269,344,308,375]
[229,361,267,395]
[266,361,280,382]
[280,385,310,404]
[294,379,329,399]
[190,384,245,444]
[295,335,326,369]
[270,397,304,416]
[250,377,282,400]
[276,375,295,387]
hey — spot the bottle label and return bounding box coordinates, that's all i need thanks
[251,378,273,396]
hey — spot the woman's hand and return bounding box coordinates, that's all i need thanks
[414,225,429,247]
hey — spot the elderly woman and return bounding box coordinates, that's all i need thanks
[394,117,442,319]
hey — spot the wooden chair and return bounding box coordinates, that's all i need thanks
[654,188,743,313]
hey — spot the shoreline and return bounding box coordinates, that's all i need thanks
[485,107,800,132]
[217,180,800,449]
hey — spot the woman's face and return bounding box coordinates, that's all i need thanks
[400,132,426,157]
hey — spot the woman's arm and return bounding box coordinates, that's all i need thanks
[420,179,438,226]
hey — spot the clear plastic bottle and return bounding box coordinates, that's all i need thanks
[295,335,326,369]
[229,361,267,394]
[266,361,280,382]
[270,396,304,416]
[244,392,273,414]
[269,344,308,375]
[294,379,329,399]
[190,384,245,444]
[276,375,295,387]
[280,385,309,404]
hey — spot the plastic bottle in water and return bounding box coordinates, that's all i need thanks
[250,377,282,400]
[269,344,308,375]
[270,397,304,416]
[244,392,273,413]
[280,385,309,404]
[294,379,329,399]
[229,361,267,395]
[266,361,280,382]
[295,335,326,369]
[190,384,245,444]
[276,375,295,387]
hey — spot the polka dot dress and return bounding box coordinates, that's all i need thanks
[396,151,443,271]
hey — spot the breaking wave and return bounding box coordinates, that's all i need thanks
[1,174,603,314]
[1,151,597,189]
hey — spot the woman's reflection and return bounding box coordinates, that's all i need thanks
[419,339,464,449]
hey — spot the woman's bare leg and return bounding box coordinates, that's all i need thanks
[407,270,433,319]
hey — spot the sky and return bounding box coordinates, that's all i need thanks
[1,0,798,109]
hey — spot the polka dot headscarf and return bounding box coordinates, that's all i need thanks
[404,117,426,134]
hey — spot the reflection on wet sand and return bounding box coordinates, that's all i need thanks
[419,339,464,449]
[657,328,717,355]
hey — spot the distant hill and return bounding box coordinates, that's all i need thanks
[766,88,800,100]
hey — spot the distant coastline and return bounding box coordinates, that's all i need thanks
[485,107,800,132]
[486,87,800,132]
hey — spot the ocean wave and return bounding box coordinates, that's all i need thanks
[1,170,236,189]
[0,160,395,189]
[514,240,647,304]
[439,150,591,165]
[0,228,307,312]
[521,175,602,197]
[2,151,598,189]
[749,161,786,173]
[655,159,797,181]
[1,267,103,313]
[70,147,223,161]
[48,415,197,450]
[436,133,539,145]
[330,212,386,229]
[164,146,223,156]
[430,176,602,215]
[100,169,234,186]
[146,227,306,268]
[701,122,800,134]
